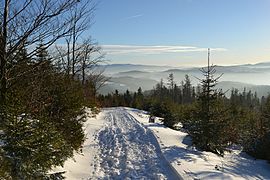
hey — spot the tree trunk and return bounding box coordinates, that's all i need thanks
[72,12,77,77]
[0,0,9,107]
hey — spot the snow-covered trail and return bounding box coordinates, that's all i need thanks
[92,108,181,179]
[54,107,270,179]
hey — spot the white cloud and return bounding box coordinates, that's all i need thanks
[122,14,143,20]
[101,45,227,55]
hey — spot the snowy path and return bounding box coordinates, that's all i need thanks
[54,107,270,179]
[92,108,180,179]
[128,108,270,180]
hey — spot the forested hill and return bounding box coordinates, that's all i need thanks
[98,62,270,165]
[99,63,270,97]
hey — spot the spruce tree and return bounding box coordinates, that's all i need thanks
[190,48,230,155]
[0,41,85,178]
[124,90,132,107]
[182,75,192,104]
[245,95,270,161]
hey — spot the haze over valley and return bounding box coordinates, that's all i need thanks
[99,62,270,97]
[2,0,270,179]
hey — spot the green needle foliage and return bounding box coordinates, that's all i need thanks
[0,43,86,179]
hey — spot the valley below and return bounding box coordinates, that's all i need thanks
[99,63,270,97]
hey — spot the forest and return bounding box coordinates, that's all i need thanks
[98,55,270,162]
[0,0,106,178]
[1,0,270,179]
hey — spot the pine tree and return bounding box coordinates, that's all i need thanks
[36,42,49,62]
[182,74,192,104]
[155,79,165,102]
[240,95,270,161]
[135,87,144,109]
[112,90,120,106]
[189,49,230,155]
[1,42,85,178]
[124,90,132,107]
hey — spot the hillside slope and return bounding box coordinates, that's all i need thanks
[54,107,270,179]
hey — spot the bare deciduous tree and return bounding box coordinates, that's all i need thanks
[54,36,109,103]
[0,0,95,105]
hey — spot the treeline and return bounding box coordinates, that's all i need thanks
[99,65,270,162]
[0,0,104,179]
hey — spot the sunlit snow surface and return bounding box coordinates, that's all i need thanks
[54,107,270,180]
[128,108,270,180]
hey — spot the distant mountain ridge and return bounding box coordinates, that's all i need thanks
[217,81,270,98]
[99,63,173,75]
[98,62,270,97]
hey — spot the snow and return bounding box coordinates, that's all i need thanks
[53,107,179,179]
[53,108,106,179]
[54,107,270,180]
[94,108,179,179]
[127,107,270,180]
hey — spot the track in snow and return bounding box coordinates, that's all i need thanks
[92,108,180,179]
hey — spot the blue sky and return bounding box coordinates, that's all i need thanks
[89,0,270,66]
